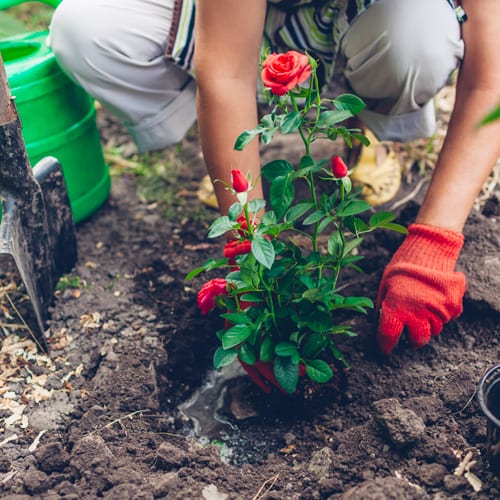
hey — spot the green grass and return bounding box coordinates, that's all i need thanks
[106,144,214,225]
[1,2,53,35]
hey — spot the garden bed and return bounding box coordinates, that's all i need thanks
[0,91,499,499]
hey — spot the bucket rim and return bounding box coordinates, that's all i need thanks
[478,364,500,428]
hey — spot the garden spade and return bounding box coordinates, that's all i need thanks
[0,54,77,351]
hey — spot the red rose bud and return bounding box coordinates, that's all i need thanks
[261,50,312,96]
[331,156,349,178]
[223,239,252,266]
[231,169,249,193]
[197,278,228,315]
[236,214,255,236]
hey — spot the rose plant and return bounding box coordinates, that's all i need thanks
[187,50,407,394]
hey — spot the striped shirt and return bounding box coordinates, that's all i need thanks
[165,0,464,86]
[165,0,376,84]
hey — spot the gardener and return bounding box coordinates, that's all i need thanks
[49,0,500,355]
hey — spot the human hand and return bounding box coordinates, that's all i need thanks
[376,224,467,354]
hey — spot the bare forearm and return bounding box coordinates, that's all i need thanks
[417,0,500,232]
[416,87,500,231]
[197,81,262,214]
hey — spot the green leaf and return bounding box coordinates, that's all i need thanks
[261,160,294,181]
[275,341,299,358]
[302,310,334,333]
[252,236,275,269]
[330,345,350,368]
[302,211,325,225]
[316,109,354,128]
[301,334,328,358]
[317,216,334,234]
[280,111,303,134]
[234,128,261,150]
[342,237,363,258]
[261,210,277,225]
[228,202,243,221]
[337,200,371,217]
[369,211,396,227]
[213,347,238,368]
[305,359,333,383]
[208,216,235,238]
[222,324,252,349]
[239,344,257,365]
[261,113,275,128]
[333,94,366,115]
[350,217,369,233]
[341,176,352,193]
[185,257,226,280]
[285,202,314,223]
[247,198,267,214]
[299,155,315,169]
[260,337,274,362]
[220,312,252,324]
[480,103,500,126]
[274,357,299,394]
[327,231,343,257]
[269,176,294,219]
[239,293,264,303]
[343,296,374,309]
[261,128,276,144]
[381,222,408,234]
[351,133,371,146]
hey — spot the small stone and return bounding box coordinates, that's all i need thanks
[373,398,426,447]
[418,463,448,487]
[443,474,468,493]
[341,477,427,499]
[34,441,69,473]
[70,434,115,474]
[308,447,335,480]
[201,484,228,500]
[151,472,180,497]
[23,469,52,495]
[155,442,189,471]
[104,483,154,500]
[228,383,260,420]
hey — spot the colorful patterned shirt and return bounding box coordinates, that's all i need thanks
[165,0,464,86]
[165,0,376,84]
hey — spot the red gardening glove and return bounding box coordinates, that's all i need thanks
[238,359,306,394]
[376,223,467,355]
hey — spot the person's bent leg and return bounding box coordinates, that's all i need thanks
[49,0,196,152]
[341,0,464,142]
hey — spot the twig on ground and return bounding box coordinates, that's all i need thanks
[4,292,46,353]
[453,389,478,416]
[251,473,280,500]
[86,409,150,436]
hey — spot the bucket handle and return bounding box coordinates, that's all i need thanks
[478,364,500,428]
[0,0,61,10]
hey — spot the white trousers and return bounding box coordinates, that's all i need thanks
[49,0,464,152]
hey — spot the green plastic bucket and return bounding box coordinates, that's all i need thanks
[0,5,110,223]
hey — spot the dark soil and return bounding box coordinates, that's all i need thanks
[0,104,499,500]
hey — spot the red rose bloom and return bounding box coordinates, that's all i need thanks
[331,156,349,178]
[230,169,249,193]
[261,51,312,96]
[197,278,228,315]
